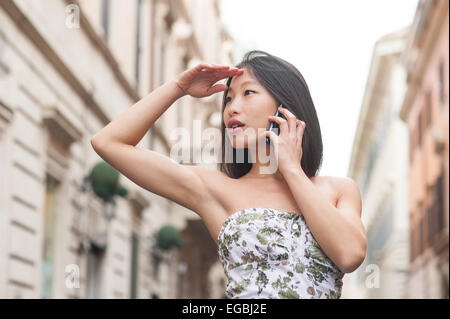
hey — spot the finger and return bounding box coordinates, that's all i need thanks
[205,64,231,70]
[200,63,228,68]
[198,63,213,70]
[277,106,297,119]
[207,84,228,94]
[199,64,228,72]
[277,106,297,136]
[207,69,242,78]
[221,69,243,76]
[268,115,288,136]
[202,69,242,81]
[296,120,306,148]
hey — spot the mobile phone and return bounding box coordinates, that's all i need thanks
[266,103,286,146]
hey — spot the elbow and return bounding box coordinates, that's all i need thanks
[90,135,107,153]
[338,244,367,274]
[90,136,100,151]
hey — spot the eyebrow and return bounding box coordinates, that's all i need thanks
[227,80,259,93]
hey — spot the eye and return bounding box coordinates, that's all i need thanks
[225,90,255,104]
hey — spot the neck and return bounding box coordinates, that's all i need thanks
[244,143,286,183]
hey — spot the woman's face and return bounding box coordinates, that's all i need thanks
[223,67,278,149]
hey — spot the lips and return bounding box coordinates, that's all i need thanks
[229,125,245,134]
[227,119,245,129]
[227,119,246,135]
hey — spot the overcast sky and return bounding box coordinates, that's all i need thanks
[219,0,419,178]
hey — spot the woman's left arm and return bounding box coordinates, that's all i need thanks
[264,106,366,273]
[284,170,367,273]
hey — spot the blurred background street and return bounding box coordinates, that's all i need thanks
[0,0,448,299]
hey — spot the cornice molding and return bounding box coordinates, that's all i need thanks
[42,104,83,146]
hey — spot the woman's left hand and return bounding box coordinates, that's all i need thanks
[264,106,306,175]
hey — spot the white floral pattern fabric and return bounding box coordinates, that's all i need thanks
[217,207,345,299]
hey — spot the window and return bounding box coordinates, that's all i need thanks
[152,250,162,280]
[135,0,142,87]
[41,175,60,298]
[86,241,105,299]
[435,172,445,234]
[418,209,423,256]
[426,172,446,247]
[101,0,110,40]
[130,232,139,299]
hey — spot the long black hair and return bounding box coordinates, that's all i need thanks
[218,50,323,179]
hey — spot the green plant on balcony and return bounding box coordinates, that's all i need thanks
[156,225,184,251]
[88,161,128,202]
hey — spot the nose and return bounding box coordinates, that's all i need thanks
[225,107,241,128]
[225,97,243,117]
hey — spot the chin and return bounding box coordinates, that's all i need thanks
[225,126,267,150]
[227,133,264,150]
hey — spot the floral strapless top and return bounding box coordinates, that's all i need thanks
[217,207,345,299]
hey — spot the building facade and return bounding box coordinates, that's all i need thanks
[0,0,235,299]
[399,0,449,299]
[343,27,412,299]
[344,0,449,299]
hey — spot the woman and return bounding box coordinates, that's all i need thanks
[91,50,367,299]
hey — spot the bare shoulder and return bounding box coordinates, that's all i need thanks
[314,175,361,199]
[324,176,362,213]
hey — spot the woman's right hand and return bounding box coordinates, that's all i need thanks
[175,63,244,98]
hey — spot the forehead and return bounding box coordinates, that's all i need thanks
[227,71,259,92]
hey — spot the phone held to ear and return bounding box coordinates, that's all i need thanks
[266,103,286,146]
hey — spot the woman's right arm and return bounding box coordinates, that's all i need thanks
[90,63,243,215]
